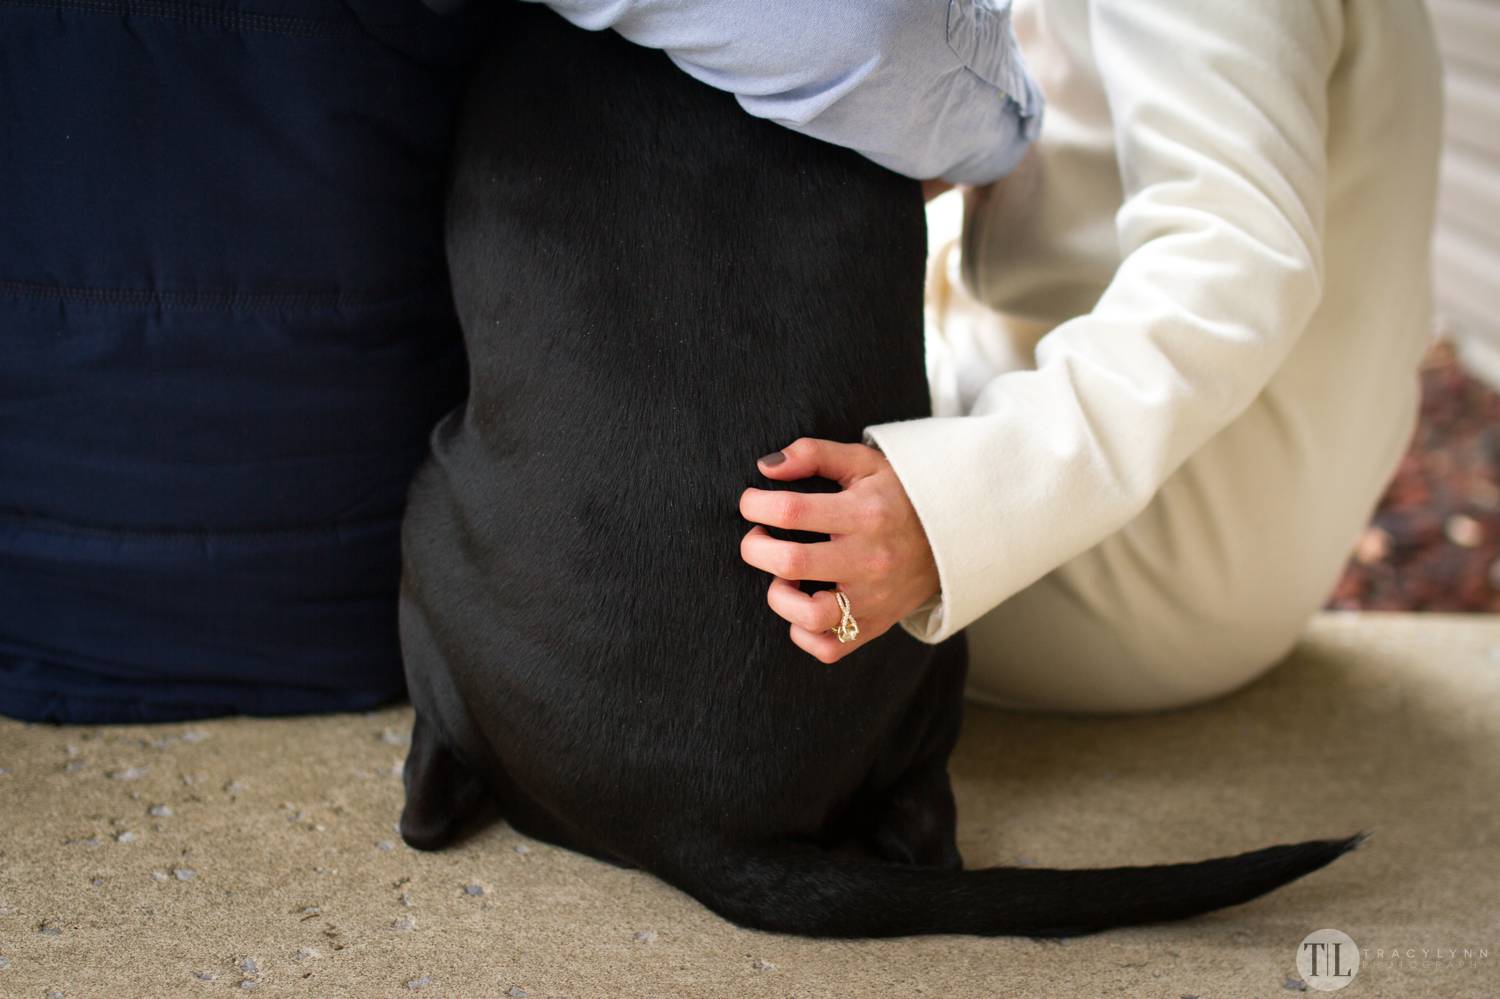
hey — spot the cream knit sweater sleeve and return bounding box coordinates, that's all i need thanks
[863,0,1343,643]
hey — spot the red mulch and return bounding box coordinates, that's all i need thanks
[1326,339,1500,613]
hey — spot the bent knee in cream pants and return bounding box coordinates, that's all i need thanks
[962,371,1416,715]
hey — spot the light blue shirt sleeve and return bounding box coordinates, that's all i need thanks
[518,0,1043,185]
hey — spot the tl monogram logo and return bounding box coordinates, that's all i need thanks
[1296,928,1362,991]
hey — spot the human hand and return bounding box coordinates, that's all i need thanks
[738,438,940,664]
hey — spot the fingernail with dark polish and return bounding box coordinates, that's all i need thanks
[759,451,786,467]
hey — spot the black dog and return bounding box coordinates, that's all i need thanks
[398,6,1359,938]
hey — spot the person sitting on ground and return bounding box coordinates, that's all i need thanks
[738,0,1442,712]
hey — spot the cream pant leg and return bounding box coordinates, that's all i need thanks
[923,209,1425,715]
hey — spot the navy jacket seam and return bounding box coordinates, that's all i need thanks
[0,0,369,41]
[0,508,401,542]
[0,279,452,313]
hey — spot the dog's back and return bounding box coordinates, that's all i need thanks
[399,6,1361,939]
[400,4,941,856]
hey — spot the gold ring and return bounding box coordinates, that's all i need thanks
[833,590,859,644]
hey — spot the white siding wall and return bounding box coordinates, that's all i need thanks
[1429,0,1500,386]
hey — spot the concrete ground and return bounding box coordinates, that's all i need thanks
[0,612,1496,998]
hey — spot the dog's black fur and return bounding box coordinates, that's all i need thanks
[397,5,1360,938]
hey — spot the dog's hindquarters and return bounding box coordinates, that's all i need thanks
[408,2,937,846]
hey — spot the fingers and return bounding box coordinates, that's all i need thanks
[742,437,926,666]
[789,622,875,665]
[766,577,843,633]
[739,525,844,582]
[757,437,883,486]
[769,580,884,665]
[738,487,856,535]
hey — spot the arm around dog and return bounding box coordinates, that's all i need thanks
[863,0,1341,644]
[516,0,1043,184]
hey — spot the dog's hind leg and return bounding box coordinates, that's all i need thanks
[400,711,493,851]
[864,758,963,870]
[492,774,638,869]
[859,635,970,870]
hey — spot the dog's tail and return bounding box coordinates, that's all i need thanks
[664,833,1366,939]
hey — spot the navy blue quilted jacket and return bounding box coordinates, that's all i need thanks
[0,0,490,723]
